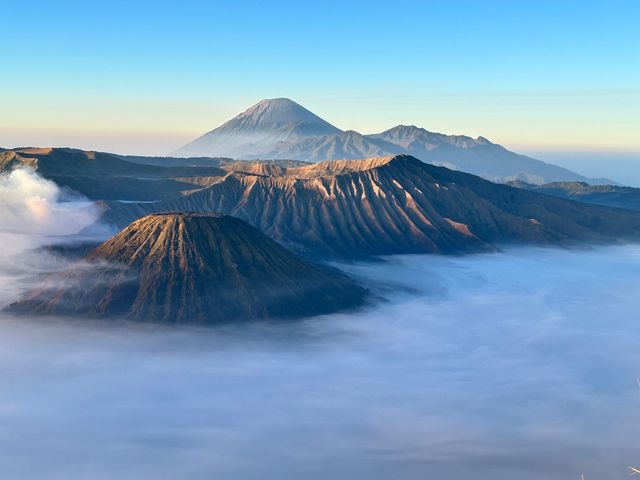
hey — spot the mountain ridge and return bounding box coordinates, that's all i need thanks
[174,98,613,185]
[100,155,640,259]
[0,147,227,201]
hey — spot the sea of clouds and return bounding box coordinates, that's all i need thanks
[0,169,639,480]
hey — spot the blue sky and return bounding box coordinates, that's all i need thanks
[1,0,639,165]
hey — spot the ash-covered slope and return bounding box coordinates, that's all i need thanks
[0,147,161,176]
[7,213,368,323]
[101,156,640,259]
[174,98,341,158]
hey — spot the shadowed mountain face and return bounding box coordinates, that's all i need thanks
[101,156,640,260]
[174,98,341,158]
[173,98,611,185]
[0,147,227,201]
[507,180,640,211]
[7,213,368,323]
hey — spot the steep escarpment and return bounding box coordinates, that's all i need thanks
[7,213,368,323]
[100,156,640,259]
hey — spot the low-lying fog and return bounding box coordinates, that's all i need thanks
[1,170,639,479]
[1,247,640,479]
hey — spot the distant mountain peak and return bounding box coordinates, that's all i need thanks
[227,97,336,128]
[342,129,365,137]
[174,98,341,158]
[172,99,611,185]
[256,97,295,104]
[476,136,493,145]
[387,124,426,132]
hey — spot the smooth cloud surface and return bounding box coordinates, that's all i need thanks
[1,246,640,479]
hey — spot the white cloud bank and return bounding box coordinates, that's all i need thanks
[1,245,640,479]
[0,168,99,236]
[0,168,103,306]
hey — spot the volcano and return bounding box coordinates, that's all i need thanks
[7,212,368,323]
[101,155,640,259]
[174,98,341,158]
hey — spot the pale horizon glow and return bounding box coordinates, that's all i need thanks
[1,0,639,180]
[2,89,639,156]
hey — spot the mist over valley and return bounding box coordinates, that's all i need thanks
[1,12,639,474]
[1,245,639,479]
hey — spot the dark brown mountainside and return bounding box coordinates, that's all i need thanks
[367,125,613,185]
[7,213,368,323]
[100,155,640,259]
[0,147,226,201]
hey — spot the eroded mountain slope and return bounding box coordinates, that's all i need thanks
[8,213,368,323]
[101,155,640,259]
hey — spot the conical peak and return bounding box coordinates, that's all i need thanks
[88,212,250,265]
[7,211,368,323]
[174,98,341,157]
[123,211,232,236]
[253,97,300,107]
[230,98,338,129]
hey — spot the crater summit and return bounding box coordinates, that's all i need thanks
[7,212,368,323]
